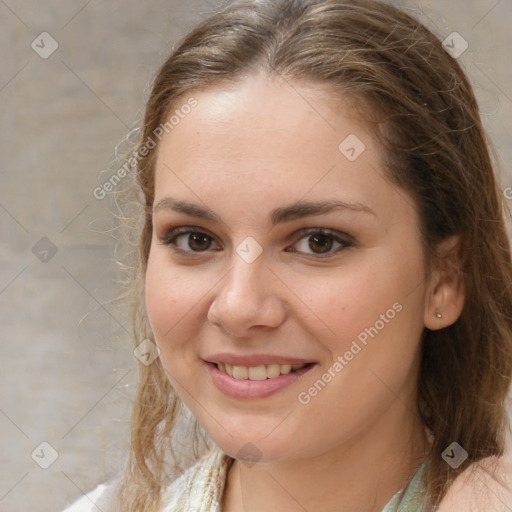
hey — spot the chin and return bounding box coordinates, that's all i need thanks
[205,426,302,464]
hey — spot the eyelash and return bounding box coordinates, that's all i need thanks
[158,226,353,259]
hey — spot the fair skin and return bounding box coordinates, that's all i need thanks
[439,454,512,511]
[145,70,471,511]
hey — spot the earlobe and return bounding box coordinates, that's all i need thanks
[423,235,466,330]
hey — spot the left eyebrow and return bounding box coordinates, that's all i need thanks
[270,199,376,224]
[152,198,376,225]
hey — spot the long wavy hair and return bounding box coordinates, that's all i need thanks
[114,0,512,510]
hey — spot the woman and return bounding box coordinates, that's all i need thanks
[64,0,512,510]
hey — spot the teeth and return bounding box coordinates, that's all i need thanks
[280,364,292,375]
[266,364,281,378]
[232,365,248,379]
[248,365,267,381]
[217,363,308,380]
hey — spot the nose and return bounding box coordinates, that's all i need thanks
[207,254,287,338]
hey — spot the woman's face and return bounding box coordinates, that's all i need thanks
[146,72,430,462]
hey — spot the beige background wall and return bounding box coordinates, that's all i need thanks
[0,1,511,510]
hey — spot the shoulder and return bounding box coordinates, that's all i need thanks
[437,453,512,512]
[61,479,120,512]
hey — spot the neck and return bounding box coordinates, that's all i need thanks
[221,404,430,512]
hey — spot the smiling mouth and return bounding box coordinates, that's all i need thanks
[215,362,311,380]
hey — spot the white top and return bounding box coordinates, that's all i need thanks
[61,445,231,512]
[62,482,115,512]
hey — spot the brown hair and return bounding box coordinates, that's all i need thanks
[115,0,512,509]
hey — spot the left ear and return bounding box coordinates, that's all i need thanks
[423,234,466,330]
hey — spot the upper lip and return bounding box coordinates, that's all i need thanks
[205,353,316,366]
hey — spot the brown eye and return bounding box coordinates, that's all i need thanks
[288,229,351,258]
[160,228,220,253]
[187,232,212,251]
[308,233,334,254]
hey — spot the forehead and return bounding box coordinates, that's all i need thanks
[152,72,414,229]
[156,73,370,174]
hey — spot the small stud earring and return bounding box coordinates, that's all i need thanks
[435,311,443,318]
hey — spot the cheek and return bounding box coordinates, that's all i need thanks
[303,266,383,342]
[144,258,210,388]
[145,263,174,338]
[312,254,424,362]
[144,251,204,347]
[295,265,424,432]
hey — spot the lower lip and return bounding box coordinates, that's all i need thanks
[205,362,316,399]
